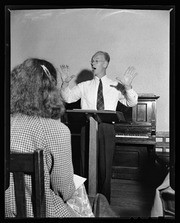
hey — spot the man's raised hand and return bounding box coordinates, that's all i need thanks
[116,66,138,89]
[59,65,75,84]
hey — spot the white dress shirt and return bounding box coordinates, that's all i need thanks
[61,75,138,110]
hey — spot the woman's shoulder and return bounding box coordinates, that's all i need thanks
[11,114,70,133]
[40,117,70,133]
[11,113,40,126]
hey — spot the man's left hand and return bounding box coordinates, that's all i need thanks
[116,66,138,90]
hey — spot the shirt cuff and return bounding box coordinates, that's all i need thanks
[126,88,135,95]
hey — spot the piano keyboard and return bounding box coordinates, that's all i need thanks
[115,134,149,139]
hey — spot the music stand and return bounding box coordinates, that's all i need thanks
[65,109,125,197]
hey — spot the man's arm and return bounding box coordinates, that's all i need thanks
[119,88,138,107]
[61,84,82,103]
[58,65,81,103]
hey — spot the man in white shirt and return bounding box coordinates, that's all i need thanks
[60,51,138,202]
[61,51,138,110]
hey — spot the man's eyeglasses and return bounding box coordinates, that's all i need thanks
[90,60,105,64]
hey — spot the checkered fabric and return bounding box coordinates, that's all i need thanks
[97,79,104,110]
[5,114,81,217]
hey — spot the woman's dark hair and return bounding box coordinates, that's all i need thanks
[11,58,65,119]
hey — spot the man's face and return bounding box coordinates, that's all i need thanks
[91,53,108,77]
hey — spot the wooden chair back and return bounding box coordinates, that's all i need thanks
[9,149,45,218]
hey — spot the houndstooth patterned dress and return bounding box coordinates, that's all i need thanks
[5,113,81,217]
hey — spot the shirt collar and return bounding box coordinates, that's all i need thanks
[94,75,108,83]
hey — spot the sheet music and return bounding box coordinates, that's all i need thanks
[71,109,117,114]
[66,109,126,123]
[73,174,86,190]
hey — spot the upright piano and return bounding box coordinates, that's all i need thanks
[112,93,160,181]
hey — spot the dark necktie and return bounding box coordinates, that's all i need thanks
[97,79,104,110]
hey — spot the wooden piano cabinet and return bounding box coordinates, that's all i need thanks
[112,143,155,181]
[117,94,159,128]
[132,94,159,134]
[112,94,159,181]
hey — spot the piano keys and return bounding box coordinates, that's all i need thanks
[115,122,156,145]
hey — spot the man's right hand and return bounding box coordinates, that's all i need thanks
[58,65,75,88]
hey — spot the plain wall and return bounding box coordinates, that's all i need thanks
[10,8,170,131]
